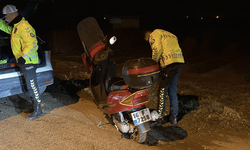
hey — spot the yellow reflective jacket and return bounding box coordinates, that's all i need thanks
[0,17,39,64]
[149,29,184,68]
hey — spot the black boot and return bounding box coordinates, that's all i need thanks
[169,112,178,125]
[26,100,43,121]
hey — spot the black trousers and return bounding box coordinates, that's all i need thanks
[157,63,183,117]
[19,64,41,103]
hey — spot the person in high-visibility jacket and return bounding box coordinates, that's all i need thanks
[145,29,185,125]
[0,4,43,120]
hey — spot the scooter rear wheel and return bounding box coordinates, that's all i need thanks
[132,126,147,143]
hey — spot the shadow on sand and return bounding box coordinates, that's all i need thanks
[146,125,188,146]
[0,77,89,121]
[144,94,199,146]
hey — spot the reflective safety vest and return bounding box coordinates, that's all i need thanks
[0,17,39,64]
[149,29,184,68]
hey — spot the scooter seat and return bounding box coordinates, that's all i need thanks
[108,77,128,92]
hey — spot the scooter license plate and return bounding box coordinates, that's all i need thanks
[131,108,152,126]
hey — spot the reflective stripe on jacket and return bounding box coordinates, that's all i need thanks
[0,18,39,64]
[149,29,184,68]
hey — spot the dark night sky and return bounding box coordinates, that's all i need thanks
[1,0,250,31]
[0,0,249,55]
[50,0,250,18]
[2,0,250,18]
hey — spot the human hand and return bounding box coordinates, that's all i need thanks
[159,68,166,80]
[17,56,26,65]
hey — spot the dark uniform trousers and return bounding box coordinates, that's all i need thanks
[157,63,183,117]
[19,64,41,103]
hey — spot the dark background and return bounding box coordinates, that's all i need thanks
[0,0,250,58]
[1,0,250,29]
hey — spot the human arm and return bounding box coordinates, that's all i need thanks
[20,25,38,61]
[149,31,163,62]
[0,19,12,34]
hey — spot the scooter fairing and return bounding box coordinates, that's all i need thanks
[77,17,106,73]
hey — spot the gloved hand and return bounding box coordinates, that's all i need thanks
[159,68,166,80]
[17,56,26,65]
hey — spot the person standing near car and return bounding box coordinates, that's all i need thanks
[144,29,185,125]
[0,4,43,120]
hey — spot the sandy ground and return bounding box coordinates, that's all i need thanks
[0,96,160,150]
[1,54,250,150]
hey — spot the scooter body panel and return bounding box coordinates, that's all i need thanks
[102,90,149,114]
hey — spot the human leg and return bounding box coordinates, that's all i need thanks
[20,64,42,120]
[168,64,183,124]
[150,66,173,127]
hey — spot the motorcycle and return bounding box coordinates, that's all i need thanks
[77,17,160,143]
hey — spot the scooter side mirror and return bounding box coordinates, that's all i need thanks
[109,36,117,45]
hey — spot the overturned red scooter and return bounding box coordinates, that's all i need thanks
[77,17,160,143]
